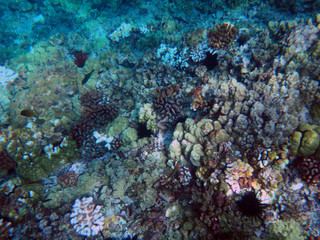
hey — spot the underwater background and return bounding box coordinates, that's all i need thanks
[1,0,320,239]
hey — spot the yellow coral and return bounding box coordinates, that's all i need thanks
[299,129,320,156]
[138,104,157,131]
[270,220,305,240]
[290,123,320,156]
[101,215,127,237]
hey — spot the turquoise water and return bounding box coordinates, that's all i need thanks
[0,1,320,239]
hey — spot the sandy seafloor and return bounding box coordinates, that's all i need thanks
[1,0,320,239]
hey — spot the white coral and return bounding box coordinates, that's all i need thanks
[190,42,208,62]
[0,66,18,86]
[93,131,114,150]
[109,23,133,42]
[70,197,104,237]
[156,44,189,68]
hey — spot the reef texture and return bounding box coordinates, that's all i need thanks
[1,2,320,240]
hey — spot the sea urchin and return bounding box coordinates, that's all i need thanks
[236,191,267,221]
[71,50,89,68]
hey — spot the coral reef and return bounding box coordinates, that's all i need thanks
[2,2,320,239]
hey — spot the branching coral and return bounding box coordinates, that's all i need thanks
[70,90,119,147]
[294,156,320,184]
[153,84,184,120]
[70,197,104,237]
[207,23,239,51]
[80,90,119,125]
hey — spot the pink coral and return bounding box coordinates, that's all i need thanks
[70,197,104,237]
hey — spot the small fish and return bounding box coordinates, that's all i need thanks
[194,111,201,124]
[20,109,37,117]
[166,160,181,181]
[82,69,94,85]
[20,109,46,125]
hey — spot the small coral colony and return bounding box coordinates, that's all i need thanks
[1,0,320,239]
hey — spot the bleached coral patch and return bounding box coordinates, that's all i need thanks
[109,23,133,42]
[156,44,190,68]
[0,66,18,86]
